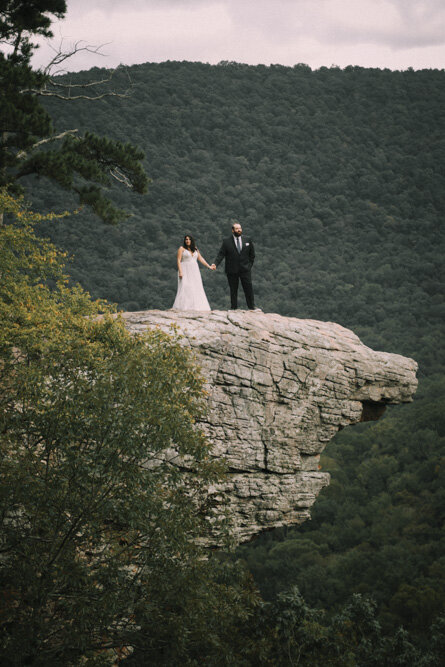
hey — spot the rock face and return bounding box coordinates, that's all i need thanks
[122,310,418,544]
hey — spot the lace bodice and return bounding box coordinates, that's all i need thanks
[181,249,197,263]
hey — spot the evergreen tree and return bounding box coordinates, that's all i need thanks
[0,0,148,223]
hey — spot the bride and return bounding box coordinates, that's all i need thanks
[172,234,214,311]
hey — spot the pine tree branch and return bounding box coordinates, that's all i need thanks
[42,39,110,76]
[16,129,79,159]
[25,88,131,100]
[33,128,79,148]
[12,29,22,58]
[47,77,119,90]
[24,67,133,100]
[23,40,134,100]
[110,168,132,188]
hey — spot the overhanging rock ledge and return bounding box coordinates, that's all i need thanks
[122,310,418,545]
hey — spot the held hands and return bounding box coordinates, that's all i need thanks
[209,264,216,271]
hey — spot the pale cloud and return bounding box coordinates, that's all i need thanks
[31,0,445,72]
[322,0,445,49]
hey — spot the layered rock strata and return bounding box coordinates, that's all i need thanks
[122,310,418,544]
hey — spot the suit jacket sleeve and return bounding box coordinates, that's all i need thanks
[249,239,255,265]
[214,240,226,267]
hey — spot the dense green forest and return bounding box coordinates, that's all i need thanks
[30,61,445,374]
[239,376,445,636]
[25,61,445,658]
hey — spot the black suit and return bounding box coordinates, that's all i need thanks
[214,235,255,309]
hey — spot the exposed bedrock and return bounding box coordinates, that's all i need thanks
[122,310,418,544]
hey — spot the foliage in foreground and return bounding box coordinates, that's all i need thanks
[127,581,445,667]
[0,191,224,664]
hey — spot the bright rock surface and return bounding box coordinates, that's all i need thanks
[122,310,418,544]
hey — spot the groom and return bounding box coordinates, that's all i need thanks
[212,221,256,310]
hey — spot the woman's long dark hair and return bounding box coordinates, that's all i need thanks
[183,234,197,253]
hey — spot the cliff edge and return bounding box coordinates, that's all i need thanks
[122,310,418,544]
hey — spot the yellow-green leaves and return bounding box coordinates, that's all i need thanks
[0,191,224,664]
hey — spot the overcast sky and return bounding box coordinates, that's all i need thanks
[31,0,445,73]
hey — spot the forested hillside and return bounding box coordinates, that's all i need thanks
[26,61,444,651]
[29,61,445,375]
[239,376,445,638]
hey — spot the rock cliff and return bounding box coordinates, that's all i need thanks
[122,310,418,544]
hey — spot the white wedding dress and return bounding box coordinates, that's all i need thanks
[172,249,211,311]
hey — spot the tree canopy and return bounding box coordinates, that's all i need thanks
[0,190,227,663]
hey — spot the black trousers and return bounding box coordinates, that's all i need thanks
[227,271,255,309]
